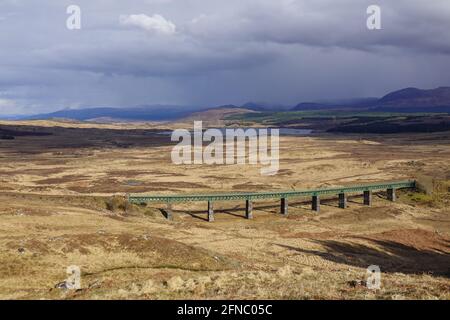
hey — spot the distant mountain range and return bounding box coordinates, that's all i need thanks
[241,102,292,111]
[292,87,450,112]
[375,87,450,112]
[292,98,379,111]
[5,86,450,122]
[20,105,206,122]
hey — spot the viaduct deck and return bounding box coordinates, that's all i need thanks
[128,180,415,221]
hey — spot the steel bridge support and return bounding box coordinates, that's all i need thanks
[164,202,173,221]
[312,195,320,212]
[387,188,396,202]
[363,190,372,206]
[338,193,347,209]
[208,200,214,222]
[246,200,253,219]
[280,198,288,216]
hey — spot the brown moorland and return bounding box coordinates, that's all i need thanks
[0,120,449,300]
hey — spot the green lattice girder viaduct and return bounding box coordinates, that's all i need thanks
[128,180,415,221]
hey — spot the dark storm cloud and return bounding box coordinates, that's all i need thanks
[1,0,450,114]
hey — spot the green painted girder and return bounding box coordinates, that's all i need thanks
[128,180,415,203]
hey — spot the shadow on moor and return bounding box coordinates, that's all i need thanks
[276,239,450,277]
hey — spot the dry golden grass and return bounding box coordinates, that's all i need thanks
[0,120,449,299]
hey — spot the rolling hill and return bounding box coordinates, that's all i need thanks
[292,87,450,112]
[375,87,450,111]
[21,105,205,122]
[7,86,450,123]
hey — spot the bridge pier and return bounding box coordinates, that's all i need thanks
[312,195,320,212]
[363,190,372,206]
[246,200,253,219]
[338,193,347,209]
[164,202,173,220]
[387,188,396,202]
[208,200,214,222]
[280,198,288,216]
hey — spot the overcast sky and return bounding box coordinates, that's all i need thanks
[1,0,450,115]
